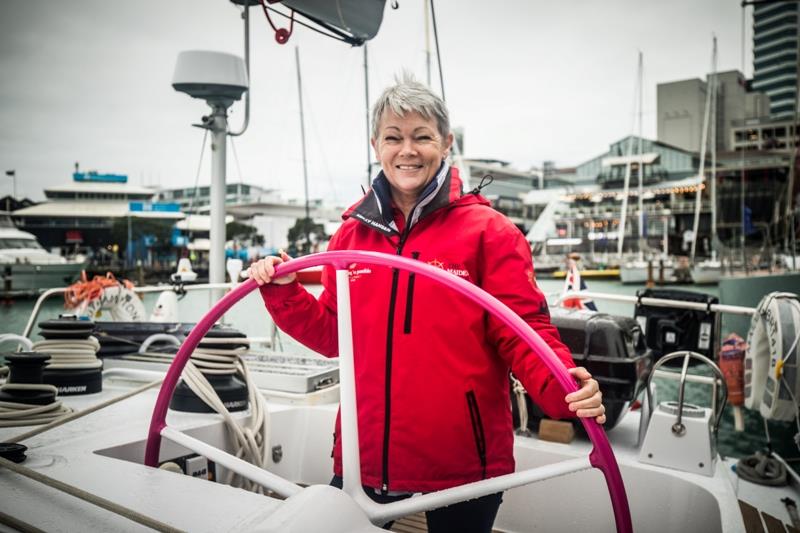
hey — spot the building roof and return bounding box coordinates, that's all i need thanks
[13,201,184,219]
[45,181,157,196]
[175,214,234,231]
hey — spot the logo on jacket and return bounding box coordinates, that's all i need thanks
[348,264,372,282]
[426,258,470,279]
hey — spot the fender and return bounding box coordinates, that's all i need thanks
[745,291,800,421]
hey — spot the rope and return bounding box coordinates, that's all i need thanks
[178,341,271,494]
[32,337,102,370]
[7,379,162,444]
[0,509,45,533]
[0,456,185,533]
[511,376,532,436]
[64,272,134,310]
[0,385,73,428]
[736,451,788,486]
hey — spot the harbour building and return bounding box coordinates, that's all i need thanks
[12,171,183,268]
[658,70,770,153]
[752,1,799,120]
[524,136,704,263]
[157,183,341,254]
[463,159,541,230]
[656,61,796,264]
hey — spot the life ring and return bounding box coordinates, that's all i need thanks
[744,291,800,421]
[65,273,147,322]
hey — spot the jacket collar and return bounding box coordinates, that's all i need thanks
[346,162,483,236]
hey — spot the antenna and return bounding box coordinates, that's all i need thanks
[172,50,249,293]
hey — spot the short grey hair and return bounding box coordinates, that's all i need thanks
[370,72,450,140]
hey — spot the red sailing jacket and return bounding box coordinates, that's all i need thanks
[260,165,576,493]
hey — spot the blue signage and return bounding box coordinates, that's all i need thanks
[171,228,188,247]
[73,171,127,183]
[129,202,181,213]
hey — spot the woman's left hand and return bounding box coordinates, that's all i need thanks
[564,367,606,424]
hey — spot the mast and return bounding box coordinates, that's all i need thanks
[636,52,644,261]
[295,46,310,253]
[710,36,718,261]
[424,0,432,87]
[427,0,470,190]
[690,38,715,263]
[364,44,371,190]
[617,52,641,258]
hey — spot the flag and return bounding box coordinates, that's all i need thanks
[5,170,14,177]
[561,259,597,311]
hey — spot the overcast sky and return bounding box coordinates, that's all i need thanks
[0,0,750,206]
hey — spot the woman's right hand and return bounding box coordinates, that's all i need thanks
[248,251,297,286]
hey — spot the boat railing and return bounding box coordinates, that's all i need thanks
[554,290,756,316]
[22,282,237,339]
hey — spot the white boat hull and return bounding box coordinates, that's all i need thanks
[620,265,674,284]
[691,265,722,285]
[0,261,86,295]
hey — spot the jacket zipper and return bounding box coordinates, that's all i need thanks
[403,251,420,334]
[466,390,487,479]
[381,227,411,493]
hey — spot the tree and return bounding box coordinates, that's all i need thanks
[287,217,327,256]
[226,221,258,241]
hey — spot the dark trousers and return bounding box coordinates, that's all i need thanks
[330,476,502,533]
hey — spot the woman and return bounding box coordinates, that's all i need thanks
[250,74,605,532]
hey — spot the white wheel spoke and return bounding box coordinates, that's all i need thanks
[160,426,302,497]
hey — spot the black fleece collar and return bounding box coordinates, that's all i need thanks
[349,161,452,237]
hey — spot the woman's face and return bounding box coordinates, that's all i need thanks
[371,110,453,204]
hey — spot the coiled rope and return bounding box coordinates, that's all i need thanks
[32,337,102,371]
[183,342,270,493]
[142,337,270,494]
[736,451,788,486]
[0,384,73,428]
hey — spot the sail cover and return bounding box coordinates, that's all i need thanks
[278,0,387,43]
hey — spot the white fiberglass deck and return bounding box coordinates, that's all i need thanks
[1,371,781,532]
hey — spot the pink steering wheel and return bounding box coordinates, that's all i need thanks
[145,250,632,533]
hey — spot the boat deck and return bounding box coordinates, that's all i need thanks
[0,371,798,532]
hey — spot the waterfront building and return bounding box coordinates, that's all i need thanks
[657,70,770,153]
[464,159,540,229]
[157,182,342,253]
[12,171,183,267]
[525,136,705,260]
[731,116,800,150]
[752,1,799,120]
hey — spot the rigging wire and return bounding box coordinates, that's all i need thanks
[185,129,210,249]
[428,0,446,102]
[229,135,244,187]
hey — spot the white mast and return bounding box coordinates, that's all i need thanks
[424,0,432,87]
[636,53,645,261]
[617,52,642,258]
[295,46,311,253]
[710,36,718,261]
[690,38,715,263]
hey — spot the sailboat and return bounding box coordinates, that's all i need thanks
[3,3,800,533]
[618,53,675,285]
[691,37,723,285]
